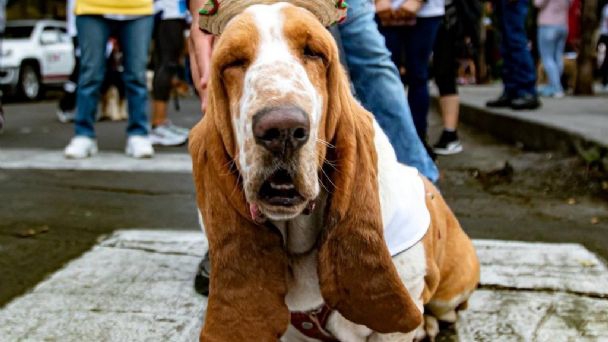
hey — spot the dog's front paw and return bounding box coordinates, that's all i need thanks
[413,315,439,342]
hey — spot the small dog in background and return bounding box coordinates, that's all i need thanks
[99,86,127,122]
[98,38,128,122]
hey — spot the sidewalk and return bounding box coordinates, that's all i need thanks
[0,230,607,340]
[433,85,608,153]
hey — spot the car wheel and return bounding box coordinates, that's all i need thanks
[18,64,42,101]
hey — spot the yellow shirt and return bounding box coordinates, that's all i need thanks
[75,0,154,16]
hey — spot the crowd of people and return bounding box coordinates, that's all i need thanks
[0,0,606,159]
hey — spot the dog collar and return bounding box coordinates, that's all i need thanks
[291,304,338,342]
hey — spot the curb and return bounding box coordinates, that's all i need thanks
[431,96,608,168]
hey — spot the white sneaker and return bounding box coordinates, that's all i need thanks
[150,123,188,146]
[433,131,463,156]
[166,122,190,136]
[126,135,154,159]
[64,136,98,159]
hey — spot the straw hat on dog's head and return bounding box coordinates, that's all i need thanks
[198,0,348,35]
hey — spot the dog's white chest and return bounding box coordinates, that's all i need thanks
[272,209,326,312]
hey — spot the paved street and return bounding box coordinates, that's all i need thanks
[1,95,607,340]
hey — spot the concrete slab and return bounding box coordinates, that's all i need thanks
[0,230,206,341]
[458,289,608,342]
[0,148,192,172]
[1,231,606,341]
[475,240,608,298]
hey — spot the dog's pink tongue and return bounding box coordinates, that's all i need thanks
[249,203,266,224]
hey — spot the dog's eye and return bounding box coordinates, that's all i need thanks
[303,45,324,61]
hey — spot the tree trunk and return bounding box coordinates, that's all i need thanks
[478,17,489,83]
[575,0,598,95]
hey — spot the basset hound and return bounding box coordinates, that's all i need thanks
[189,3,480,341]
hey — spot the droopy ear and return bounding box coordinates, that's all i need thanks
[317,50,423,334]
[189,74,289,341]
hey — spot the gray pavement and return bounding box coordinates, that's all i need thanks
[435,84,608,153]
[0,169,198,306]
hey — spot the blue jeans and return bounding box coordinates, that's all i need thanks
[338,0,439,182]
[496,0,537,98]
[379,16,442,141]
[538,25,567,95]
[75,15,154,138]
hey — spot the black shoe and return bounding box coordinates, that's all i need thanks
[194,252,211,296]
[510,94,541,110]
[433,131,463,156]
[486,94,512,108]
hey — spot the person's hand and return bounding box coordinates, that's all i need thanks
[189,0,214,114]
[395,0,423,18]
[375,0,394,23]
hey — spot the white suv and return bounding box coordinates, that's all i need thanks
[0,20,75,100]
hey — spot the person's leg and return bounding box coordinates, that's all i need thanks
[338,0,438,182]
[118,16,154,137]
[150,19,189,146]
[57,37,80,123]
[538,26,560,95]
[499,0,537,98]
[439,96,460,130]
[377,24,405,83]
[402,16,442,141]
[152,19,185,126]
[74,16,110,137]
[433,23,459,130]
[0,33,3,131]
[433,24,462,155]
[554,25,568,94]
[601,35,608,86]
[151,18,166,127]
[493,1,514,98]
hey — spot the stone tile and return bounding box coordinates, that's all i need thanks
[1,232,607,341]
[458,289,608,342]
[475,240,608,297]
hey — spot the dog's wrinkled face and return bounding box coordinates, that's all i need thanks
[213,3,335,221]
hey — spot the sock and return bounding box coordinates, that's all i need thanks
[443,129,458,140]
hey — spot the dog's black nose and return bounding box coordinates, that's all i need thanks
[253,106,310,157]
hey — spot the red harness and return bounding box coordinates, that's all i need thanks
[290,305,339,342]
